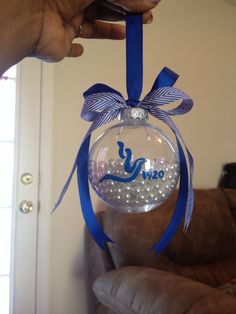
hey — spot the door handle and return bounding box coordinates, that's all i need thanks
[19,200,34,214]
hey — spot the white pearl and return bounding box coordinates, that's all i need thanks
[125,193,131,200]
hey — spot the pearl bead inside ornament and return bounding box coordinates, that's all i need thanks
[88,108,180,213]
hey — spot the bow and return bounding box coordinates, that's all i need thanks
[54,66,194,254]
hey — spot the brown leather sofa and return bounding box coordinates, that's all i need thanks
[85,189,236,314]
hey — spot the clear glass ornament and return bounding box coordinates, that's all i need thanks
[88,108,179,213]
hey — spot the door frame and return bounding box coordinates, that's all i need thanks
[36,62,54,314]
[11,60,41,314]
[10,60,54,314]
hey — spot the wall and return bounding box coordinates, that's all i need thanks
[50,1,236,313]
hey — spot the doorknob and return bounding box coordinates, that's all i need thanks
[21,173,33,185]
[19,200,34,214]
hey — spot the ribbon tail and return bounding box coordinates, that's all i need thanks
[146,107,194,231]
[150,136,189,254]
[52,155,78,213]
[149,67,179,93]
[184,149,194,230]
[77,136,113,250]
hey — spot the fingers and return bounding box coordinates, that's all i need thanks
[85,2,126,22]
[65,23,84,58]
[68,12,126,40]
[143,11,153,24]
[85,3,153,24]
[95,0,126,15]
[105,0,161,13]
[67,43,84,57]
[66,0,159,59]
[78,20,125,39]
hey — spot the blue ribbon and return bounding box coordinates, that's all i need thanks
[53,14,194,253]
[126,13,143,104]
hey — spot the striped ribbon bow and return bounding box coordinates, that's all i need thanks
[54,66,194,254]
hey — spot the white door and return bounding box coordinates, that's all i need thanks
[0,60,42,314]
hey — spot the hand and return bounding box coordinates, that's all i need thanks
[33,0,159,62]
[106,0,161,12]
[0,0,161,75]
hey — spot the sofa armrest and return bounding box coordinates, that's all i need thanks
[93,266,236,314]
[84,213,115,314]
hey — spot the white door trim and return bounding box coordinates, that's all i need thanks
[36,63,54,314]
[11,60,41,314]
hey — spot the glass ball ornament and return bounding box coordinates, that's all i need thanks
[88,108,180,213]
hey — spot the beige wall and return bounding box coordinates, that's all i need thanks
[50,1,236,313]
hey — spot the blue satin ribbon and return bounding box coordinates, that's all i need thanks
[126,13,143,104]
[53,14,194,253]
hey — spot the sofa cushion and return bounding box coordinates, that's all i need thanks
[101,189,236,287]
[93,267,236,314]
[223,189,236,221]
[96,304,118,314]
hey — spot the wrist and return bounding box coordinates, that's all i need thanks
[0,0,45,75]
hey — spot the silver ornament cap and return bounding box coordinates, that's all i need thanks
[119,107,148,121]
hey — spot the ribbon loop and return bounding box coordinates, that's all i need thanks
[82,92,126,121]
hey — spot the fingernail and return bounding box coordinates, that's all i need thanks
[147,14,153,24]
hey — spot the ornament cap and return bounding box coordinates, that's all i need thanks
[119,107,148,122]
